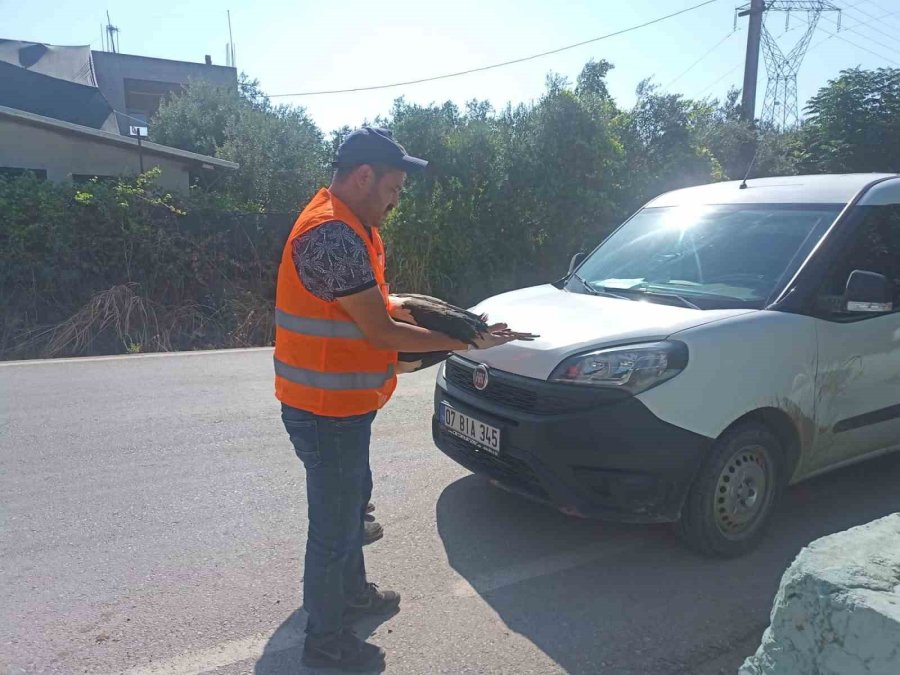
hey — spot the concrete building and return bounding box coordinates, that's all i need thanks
[91,50,236,136]
[0,105,238,192]
[0,40,238,189]
[0,40,237,136]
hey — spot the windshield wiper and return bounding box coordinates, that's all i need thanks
[617,288,702,310]
[574,275,631,300]
[574,276,699,308]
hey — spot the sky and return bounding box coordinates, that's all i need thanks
[3,0,899,133]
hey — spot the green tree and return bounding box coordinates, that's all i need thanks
[614,80,721,210]
[217,104,329,212]
[693,88,800,181]
[383,66,626,304]
[576,59,615,101]
[150,79,244,157]
[801,67,900,173]
[151,75,329,212]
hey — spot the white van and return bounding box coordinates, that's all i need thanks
[432,174,900,557]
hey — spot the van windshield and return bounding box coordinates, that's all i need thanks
[568,203,842,310]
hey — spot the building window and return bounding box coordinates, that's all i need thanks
[124,78,183,124]
[0,167,47,180]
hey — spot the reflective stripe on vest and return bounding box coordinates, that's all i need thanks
[274,357,395,391]
[275,308,364,339]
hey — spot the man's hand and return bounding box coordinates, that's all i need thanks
[470,323,540,350]
[471,332,515,351]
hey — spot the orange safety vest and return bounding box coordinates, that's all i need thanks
[273,188,398,417]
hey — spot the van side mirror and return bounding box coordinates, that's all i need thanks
[568,252,587,277]
[845,270,893,313]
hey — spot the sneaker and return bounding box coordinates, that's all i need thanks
[302,629,385,671]
[363,520,383,546]
[344,583,401,621]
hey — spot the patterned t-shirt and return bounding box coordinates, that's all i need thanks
[292,220,376,301]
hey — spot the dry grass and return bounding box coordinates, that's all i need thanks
[40,284,167,357]
[220,289,275,347]
[8,283,277,360]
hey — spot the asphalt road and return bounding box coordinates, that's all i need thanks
[3,348,900,675]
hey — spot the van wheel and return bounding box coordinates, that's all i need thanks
[676,423,782,558]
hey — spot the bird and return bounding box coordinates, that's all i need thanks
[391,293,491,373]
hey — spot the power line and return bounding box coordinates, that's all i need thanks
[819,11,900,57]
[665,29,740,88]
[789,11,900,65]
[862,0,900,25]
[114,109,152,126]
[844,1,900,29]
[268,0,723,98]
[806,0,887,51]
[842,0,885,13]
[838,6,900,47]
[696,63,743,96]
[694,28,791,99]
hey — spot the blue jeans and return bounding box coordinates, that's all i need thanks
[281,404,375,640]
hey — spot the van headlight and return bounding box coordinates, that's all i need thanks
[549,341,688,393]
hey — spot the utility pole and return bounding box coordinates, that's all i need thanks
[737,0,841,128]
[137,129,144,174]
[105,12,120,53]
[739,0,765,123]
[227,10,236,69]
[129,125,147,174]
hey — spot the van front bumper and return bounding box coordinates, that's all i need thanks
[432,357,713,523]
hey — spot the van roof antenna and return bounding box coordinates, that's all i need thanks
[739,139,762,190]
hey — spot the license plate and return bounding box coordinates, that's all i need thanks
[440,403,500,456]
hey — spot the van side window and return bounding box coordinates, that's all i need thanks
[817,205,900,316]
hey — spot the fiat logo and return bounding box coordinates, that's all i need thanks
[473,365,489,391]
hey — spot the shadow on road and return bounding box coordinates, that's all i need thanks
[254,609,305,674]
[436,452,900,675]
[253,602,392,673]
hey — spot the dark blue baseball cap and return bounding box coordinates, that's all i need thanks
[334,127,428,173]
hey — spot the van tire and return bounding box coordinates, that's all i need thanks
[676,422,783,558]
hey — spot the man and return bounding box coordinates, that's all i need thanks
[275,127,521,670]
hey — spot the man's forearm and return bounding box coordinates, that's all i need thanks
[336,286,473,353]
[370,320,469,353]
